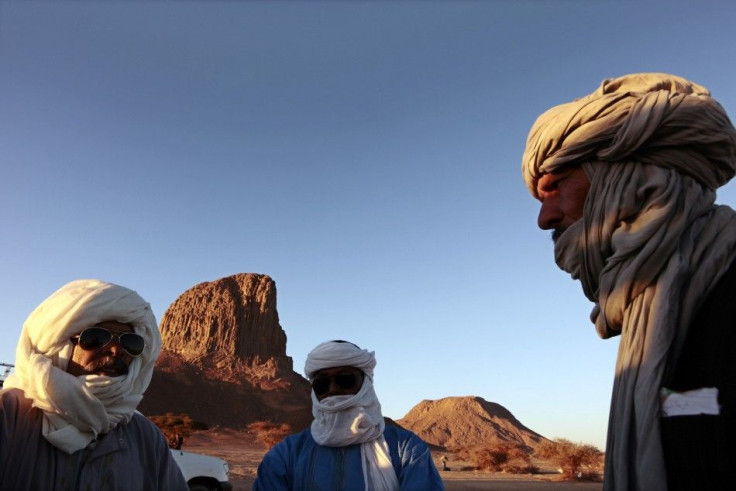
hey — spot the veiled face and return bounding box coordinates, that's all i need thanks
[67,320,135,377]
[536,166,590,242]
[311,366,365,401]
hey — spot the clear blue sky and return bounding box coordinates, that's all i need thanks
[1,0,735,450]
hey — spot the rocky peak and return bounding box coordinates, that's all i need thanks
[159,273,293,380]
[141,273,312,431]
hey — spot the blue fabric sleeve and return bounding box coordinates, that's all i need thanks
[388,426,445,490]
[252,439,292,491]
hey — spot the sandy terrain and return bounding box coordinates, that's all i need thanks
[182,428,602,491]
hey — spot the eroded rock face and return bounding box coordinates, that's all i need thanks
[160,273,292,377]
[139,273,313,431]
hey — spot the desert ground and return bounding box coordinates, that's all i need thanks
[183,428,603,490]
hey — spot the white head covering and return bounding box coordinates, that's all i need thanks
[522,73,736,491]
[305,340,399,491]
[305,339,376,380]
[3,279,161,454]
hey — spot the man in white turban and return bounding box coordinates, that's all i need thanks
[522,73,736,490]
[253,340,444,490]
[0,279,187,490]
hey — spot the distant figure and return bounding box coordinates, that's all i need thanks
[0,279,187,489]
[169,432,184,450]
[253,339,444,490]
[522,73,736,490]
[440,455,449,471]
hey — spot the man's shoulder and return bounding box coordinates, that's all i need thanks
[130,411,162,429]
[383,424,429,448]
[120,412,168,440]
[383,423,424,444]
[283,427,312,445]
[269,427,313,455]
[1,388,42,440]
[1,387,33,411]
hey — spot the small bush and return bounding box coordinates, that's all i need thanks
[457,443,534,473]
[534,438,603,480]
[248,421,292,449]
[148,412,209,437]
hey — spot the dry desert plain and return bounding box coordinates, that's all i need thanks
[183,428,603,491]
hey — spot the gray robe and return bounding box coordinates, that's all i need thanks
[0,388,188,490]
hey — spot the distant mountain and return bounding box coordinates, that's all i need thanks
[397,396,548,451]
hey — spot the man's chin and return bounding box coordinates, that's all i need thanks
[94,368,128,377]
[86,360,130,377]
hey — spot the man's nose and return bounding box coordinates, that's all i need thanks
[537,198,561,230]
[105,337,125,356]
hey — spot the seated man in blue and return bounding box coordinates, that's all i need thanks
[253,340,444,490]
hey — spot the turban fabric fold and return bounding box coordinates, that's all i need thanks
[522,72,736,197]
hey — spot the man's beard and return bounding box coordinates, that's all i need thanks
[84,356,129,376]
[553,219,586,281]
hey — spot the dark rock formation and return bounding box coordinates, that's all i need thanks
[160,274,291,376]
[139,273,312,431]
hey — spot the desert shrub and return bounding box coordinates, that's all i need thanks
[148,412,209,437]
[248,421,292,449]
[457,443,534,473]
[534,438,603,480]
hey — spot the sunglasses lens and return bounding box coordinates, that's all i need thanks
[120,333,145,357]
[335,373,357,389]
[76,328,145,357]
[78,327,111,350]
[312,376,330,395]
[311,373,360,395]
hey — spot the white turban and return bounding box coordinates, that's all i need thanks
[304,340,399,491]
[304,339,376,380]
[3,279,161,453]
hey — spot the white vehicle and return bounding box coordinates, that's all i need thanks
[171,448,232,491]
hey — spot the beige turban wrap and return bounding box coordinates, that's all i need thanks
[523,72,736,196]
[521,73,736,491]
[3,279,161,453]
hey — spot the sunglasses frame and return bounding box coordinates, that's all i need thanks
[311,371,363,396]
[71,327,146,357]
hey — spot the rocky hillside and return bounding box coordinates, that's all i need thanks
[138,273,312,431]
[397,396,548,451]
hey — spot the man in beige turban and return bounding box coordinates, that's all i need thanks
[0,279,187,490]
[522,73,736,490]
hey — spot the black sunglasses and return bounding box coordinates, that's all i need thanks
[311,372,362,396]
[71,327,146,357]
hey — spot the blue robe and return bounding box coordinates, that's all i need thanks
[253,425,444,490]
